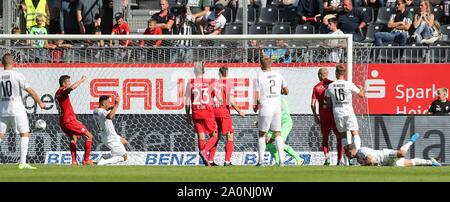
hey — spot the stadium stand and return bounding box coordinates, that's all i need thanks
[257,5,279,26]
[294,24,315,34]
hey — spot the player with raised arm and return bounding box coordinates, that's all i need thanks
[56,75,95,166]
[0,53,45,169]
[266,97,304,166]
[185,62,218,167]
[254,50,289,167]
[94,95,128,165]
[312,68,343,165]
[345,133,441,167]
[207,67,245,166]
[325,64,364,152]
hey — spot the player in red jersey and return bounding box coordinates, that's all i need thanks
[207,67,245,166]
[185,62,218,167]
[311,68,343,165]
[55,75,94,166]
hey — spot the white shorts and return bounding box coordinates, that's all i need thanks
[381,149,399,166]
[0,114,30,134]
[258,106,282,133]
[103,134,127,157]
[334,114,359,133]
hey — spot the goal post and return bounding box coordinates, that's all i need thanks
[0,34,371,166]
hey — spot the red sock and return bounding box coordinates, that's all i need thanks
[322,134,329,156]
[203,136,218,152]
[69,141,77,163]
[198,139,205,151]
[337,137,343,161]
[225,140,234,162]
[208,145,217,162]
[84,140,92,162]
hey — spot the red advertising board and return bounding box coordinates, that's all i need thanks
[364,64,450,114]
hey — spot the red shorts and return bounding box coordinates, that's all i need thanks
[193,118,217,135]
[319,111,340,137]
[60,119,89,137]
[215,117,234,135]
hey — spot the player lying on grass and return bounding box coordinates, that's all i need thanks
[344,133,441,166]
[56,75,95,166]
[208,67,246,166]
[266,97,304,166]
[94,95,128,165]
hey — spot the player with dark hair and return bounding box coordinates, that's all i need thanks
[55,75,95,166]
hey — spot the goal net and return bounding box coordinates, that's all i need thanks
[0,34,372,165]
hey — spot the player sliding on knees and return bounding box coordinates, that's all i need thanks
[56,75,95,166]
[94,96,128,165]
[254,49,289,167]
[265,97,304,166]
[207,67,246,166]
[185,61,218,167]
[344,133,441,167]
[325,64,364,156]
[0,53,46,169]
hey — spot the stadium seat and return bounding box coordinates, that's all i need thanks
[432,6,444,22]
[280,6,298,25]
[235,7,256,25]
[224,24,243,35]
[272,24,291,34]
[440,24,450,42]
[294,24,315,34]
[360,7,374,24]
[353,0,363,7]
[362,24,384,43]
[249,24,268,34]
[257,5,279,26]
[223,7,233,24]
[375,7,396,25]
[406,6,420,17]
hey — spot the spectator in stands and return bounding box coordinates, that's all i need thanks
[337,0,369,42]
[321,18,345,62]
[152,0,175,35]
[21,0,50,32]
[111,12,132,47]
[185,0,212,23]
[171,6,194,63]
[60,0,80,34]
[216,0,237,17]
[265,40,292,63]
[200,3,227,35]
[49,7,61,34]
[427,88,450,114]
[140,19,163,48]
[386,0,397,7]
[29,15,54,62]
[322,0,343,33]
[374,0,413,46]
[412,0,436,44]
[249,0,267,8]
[11,27,27,46]
[248,40,261,63]
[361,0,383,9]
[77,0,103,34]
[297,0,323,27]
[406,0,416,6]
[102,0,114,34]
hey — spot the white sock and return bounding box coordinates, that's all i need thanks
[346,132,352,145]
[99,156,125,165]
[275,136,285,165]
[353,135,361,150]
[258,136,266,165]
[400,141,413,152]
[411,159,432,166]
[20,137,29,165]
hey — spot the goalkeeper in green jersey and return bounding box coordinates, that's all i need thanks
[266,97,304,166]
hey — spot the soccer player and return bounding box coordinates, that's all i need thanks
[185,62,218,167]
[266,97,304,166]
[56,75,95,166]
[325,64,364,151]
[345,133,442,167]
[94,95,128,165]
[208,67,245,166]
[0,53,45,169]
[312,68,343,165]
[254,52,289,167]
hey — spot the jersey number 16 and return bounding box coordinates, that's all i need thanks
[334,88,345,101]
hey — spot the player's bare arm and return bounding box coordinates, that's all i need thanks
[106,96,120,120]
[281,87,289,95]
[66,76,87,92]
[311,98,320,124]
[253,92,260,113]
[25,87,45,109]
[356,84,365,98]
[229,92,245,117]
[184,83,192,124]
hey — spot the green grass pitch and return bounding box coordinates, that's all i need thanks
[1,165,450,182]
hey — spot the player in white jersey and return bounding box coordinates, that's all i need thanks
[0,53,45,169]
[253,51,289,166]
[93,95,128,165]
[344,133,441,166]
[325,64,364,150]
